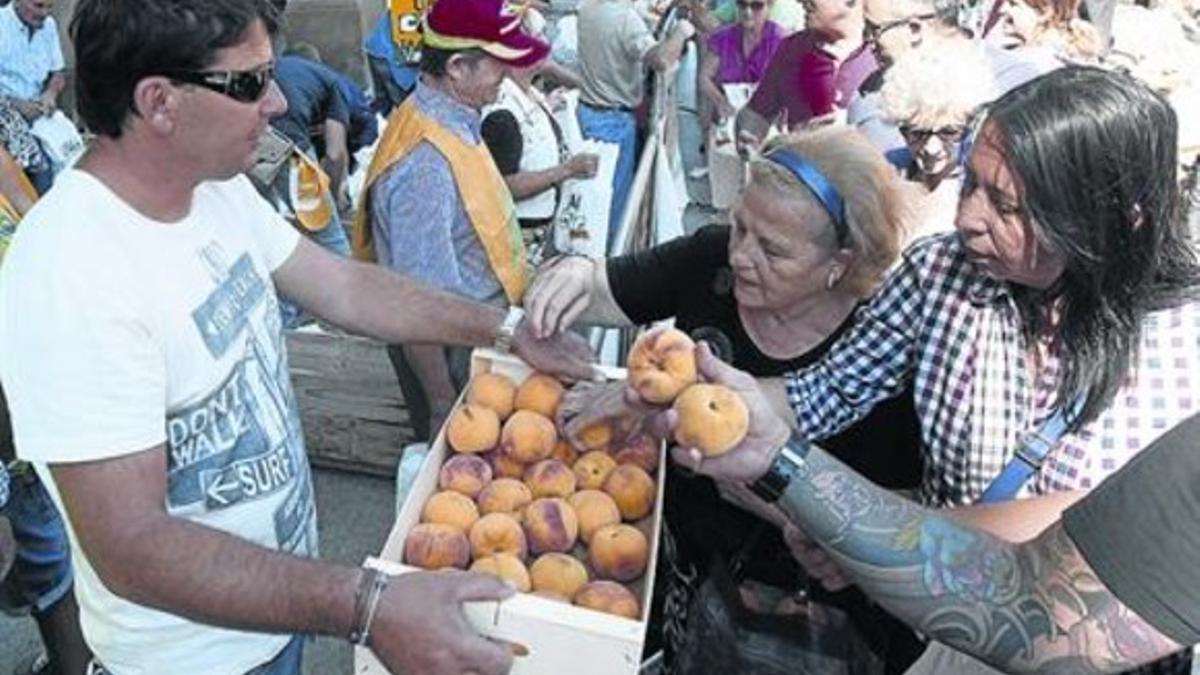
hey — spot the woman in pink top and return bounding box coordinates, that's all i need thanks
[699,0,786,121]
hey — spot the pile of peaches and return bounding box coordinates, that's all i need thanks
[402,328,749,621]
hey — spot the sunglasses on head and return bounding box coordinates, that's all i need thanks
[899,124,967,143]
[162,65,275,104]
[737,0,767,10]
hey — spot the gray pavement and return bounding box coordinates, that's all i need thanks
[0,467,396,675]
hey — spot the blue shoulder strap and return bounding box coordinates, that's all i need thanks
[979,403,1077,504]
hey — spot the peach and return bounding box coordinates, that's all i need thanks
[523,459,577,499]
[672,383,750,457]
[627,328,698,404]
[602,464,656,521]
[574,581,641,620]
[466,372,518,420]
[550,439,580,466]
[611,433,661,474]
[476,478,533,518]
[421,490,480,533]
[500,410,558,464]
[529,552,589,599]
[523,497,579,555]
[470,553,532,592]
[403,523,470,570]
[438,454,493,499]
[468,513,528,561]
[573,451,617,491]
[576,422,613,453]
[514,373,565,418]
[568,490,622,543]
[531,590,571,604]
[446,404,501,454]
[588,523,649,582]
[485,449,528,480]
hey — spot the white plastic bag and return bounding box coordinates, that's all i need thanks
[31,111,85,172]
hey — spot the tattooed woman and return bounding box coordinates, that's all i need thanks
[661,66,1200,673]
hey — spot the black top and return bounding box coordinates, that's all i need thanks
[271,56,351,152]
[480,110,524,177]
[609,225,923,585]
[1064,412,1200,646]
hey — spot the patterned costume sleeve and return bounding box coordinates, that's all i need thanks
[785,243,928,440]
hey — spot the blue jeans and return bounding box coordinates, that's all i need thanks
[0,465,73,615]
[576,103,637,251]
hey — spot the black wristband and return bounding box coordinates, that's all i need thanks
[748,431,811,503]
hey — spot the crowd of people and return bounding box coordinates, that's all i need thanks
[0,0,1199,673]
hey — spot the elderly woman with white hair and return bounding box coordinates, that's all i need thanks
[880,39,997,237]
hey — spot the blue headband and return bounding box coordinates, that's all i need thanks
[766,148,849,247]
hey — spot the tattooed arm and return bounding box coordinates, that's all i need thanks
[667,344,1183,675]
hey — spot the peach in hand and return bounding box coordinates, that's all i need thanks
[627,328,698,404]
[446,404,501,454]
[672,383,750,457]
[404,523,470,570]
[438,454,493,499]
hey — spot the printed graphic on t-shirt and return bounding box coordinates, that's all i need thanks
[164,241,315,555]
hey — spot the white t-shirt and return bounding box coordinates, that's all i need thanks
[0,170,315,675]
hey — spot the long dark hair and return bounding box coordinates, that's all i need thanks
[985,66,1200,430]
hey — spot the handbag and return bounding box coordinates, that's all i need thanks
[979,405,1074,503]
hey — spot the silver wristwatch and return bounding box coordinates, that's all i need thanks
[492,306,526,354]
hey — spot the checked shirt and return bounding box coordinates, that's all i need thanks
[785,234,1200,508]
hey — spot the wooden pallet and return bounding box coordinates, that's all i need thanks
[286,330,415,477]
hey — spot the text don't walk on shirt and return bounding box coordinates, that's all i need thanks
[0,170,316,674]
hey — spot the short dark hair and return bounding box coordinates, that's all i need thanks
[984,66,1200,429]
[70,0,281,138]
[418,46,488,77]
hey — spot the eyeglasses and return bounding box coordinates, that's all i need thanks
[863,12,935,42]
[736,1,767,11]
[899,124,967,144]
[161,65,276,104]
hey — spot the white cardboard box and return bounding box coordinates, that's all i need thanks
[354,350,665,675]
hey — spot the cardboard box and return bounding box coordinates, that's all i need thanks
[354,349,665,675]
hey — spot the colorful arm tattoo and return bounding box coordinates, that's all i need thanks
[776,447,1181,674]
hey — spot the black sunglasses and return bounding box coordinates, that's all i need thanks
[899,124,967,143]
[863,12,935,41]
[736,0,767,10]
[162,65,275,104]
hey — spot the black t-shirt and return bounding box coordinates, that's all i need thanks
[271,56,351,152]
[608,225,923,584]
[480,110,523,176]
[1063,412,1200,646]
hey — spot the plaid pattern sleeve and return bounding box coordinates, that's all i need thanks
[785,236,943,441]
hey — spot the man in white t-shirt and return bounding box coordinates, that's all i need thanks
[0,1,595,674]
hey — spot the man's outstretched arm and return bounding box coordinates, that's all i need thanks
[669,344,1183,675]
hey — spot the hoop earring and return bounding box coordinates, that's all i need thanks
[826,266,843,290]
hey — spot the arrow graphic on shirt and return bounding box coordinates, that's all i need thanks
[206,476,241,506]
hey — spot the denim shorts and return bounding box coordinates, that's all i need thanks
[0,464,73,615]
